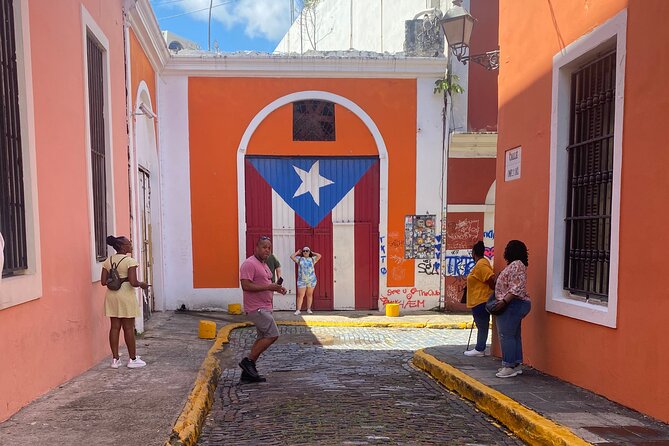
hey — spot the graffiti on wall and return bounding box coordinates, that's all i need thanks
[445,276,467,304]
[483,229,494,262]
[445,249,475,277]
[417,258,440,276]
[447,218,480,250]
[381,287,440,309]
[379,235,387,276]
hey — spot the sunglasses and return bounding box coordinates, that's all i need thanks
[259,236,271,241]
[302,250,310,253]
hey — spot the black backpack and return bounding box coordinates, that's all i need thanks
[106,256,128,290]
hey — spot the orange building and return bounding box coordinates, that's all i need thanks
[0,0,163,421]
[0,0,132,420]
[496,0,669,422]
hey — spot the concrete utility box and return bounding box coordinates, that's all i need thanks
[404,18,444,57]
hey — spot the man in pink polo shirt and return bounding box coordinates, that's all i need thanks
[239,236,287,383]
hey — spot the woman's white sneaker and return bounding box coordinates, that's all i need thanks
[294,310,301,316]
[307,309,313,314]
[127,356,146,368]
[111,357,123,369]
[464,349,485,357]
[496,367,520,378]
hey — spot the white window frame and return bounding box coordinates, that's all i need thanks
[546,9,626,328]
[81,5,116,282]
[0,0,43,310]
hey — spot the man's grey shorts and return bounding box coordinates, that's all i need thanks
[246,309,280,338]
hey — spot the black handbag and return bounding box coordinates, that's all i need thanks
[460,286,467,304]
[485,292,507,315]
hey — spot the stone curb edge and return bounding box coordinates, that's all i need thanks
[164,319,474,446]
[165,322,252,446]
[276,320,475,329]
[412,349,592,446]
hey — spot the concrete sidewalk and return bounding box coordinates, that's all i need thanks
[415,345,669,446]
[0,311,214,446]
[0,309,470,446]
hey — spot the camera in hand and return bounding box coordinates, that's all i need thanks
[277,277,284,285]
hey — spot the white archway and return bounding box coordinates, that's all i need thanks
[236,90,389,297]
[132,81,165,327]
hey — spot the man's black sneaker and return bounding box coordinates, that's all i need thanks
[240,370,266,383]
[239,357,260,379]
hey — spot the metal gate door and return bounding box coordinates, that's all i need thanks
[138,167,154,320]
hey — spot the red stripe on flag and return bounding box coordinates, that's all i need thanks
[295,213,334,311]
[245,160,273,258]
[354,160,380,310]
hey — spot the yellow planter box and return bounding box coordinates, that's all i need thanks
[228,303,242,315]
[385,303,400,317]
[198,320,217,339]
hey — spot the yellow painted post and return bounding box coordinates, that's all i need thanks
[385,303,400,317]
[228,303,242,315]
[198,320,216,339]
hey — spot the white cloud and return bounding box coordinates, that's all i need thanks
[156,0,293,42]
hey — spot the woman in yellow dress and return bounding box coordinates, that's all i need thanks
[101,235,149,369]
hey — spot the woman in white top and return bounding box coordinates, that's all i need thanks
[101,235,149,369]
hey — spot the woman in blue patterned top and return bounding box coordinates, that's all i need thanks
[291,246,321,315]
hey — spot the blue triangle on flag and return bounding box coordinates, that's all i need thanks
[248,157,377,227]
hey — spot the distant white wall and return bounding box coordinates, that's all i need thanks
[275,0,470,132]
[276,0,452,54]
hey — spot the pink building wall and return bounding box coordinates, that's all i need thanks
[0,0,129,421]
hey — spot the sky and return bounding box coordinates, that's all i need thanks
[149,0,303,53]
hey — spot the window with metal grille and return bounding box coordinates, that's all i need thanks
[1,0,28,277]
[563,50,616,301]
[293,100,335,141]
[86,33,107,262]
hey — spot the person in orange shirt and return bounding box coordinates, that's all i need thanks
[464,240,495,356]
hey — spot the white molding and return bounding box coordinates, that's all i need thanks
[237,91,389,302]
[133,81,165,319]
[449,132,497,158]
[124,27,145,332]
[546,9,626,328]
[162,54,446,78]
[81,5,117,282]
[447,204,494,213]
[126,0,169,71]
[0,0,43,310]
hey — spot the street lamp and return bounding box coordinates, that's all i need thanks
[438,0,499,70]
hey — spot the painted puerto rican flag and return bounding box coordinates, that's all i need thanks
[245,156,380,311]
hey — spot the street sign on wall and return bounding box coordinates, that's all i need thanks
[505,146,522,181]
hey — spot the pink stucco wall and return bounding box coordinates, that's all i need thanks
[0,0,129,421]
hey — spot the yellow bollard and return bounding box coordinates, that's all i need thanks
[198,320,216,339]
[228,303,242,315]
[385,303,400,317]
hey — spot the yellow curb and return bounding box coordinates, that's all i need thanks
[412,350,592,446]
[165,322,252,446]
[276,320,475,329]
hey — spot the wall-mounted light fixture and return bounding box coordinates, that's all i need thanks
[134,102,157,120]
[438,0,499,70]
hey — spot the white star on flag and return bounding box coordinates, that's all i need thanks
[292,161,334,206]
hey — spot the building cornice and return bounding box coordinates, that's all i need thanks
[162,54,447,78]
[126,0,169,72]
[449,132,498,158]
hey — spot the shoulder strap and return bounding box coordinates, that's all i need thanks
[111,255,129,268]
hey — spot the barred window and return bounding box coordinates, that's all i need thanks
[86,33,107,262]
[563,50,616,301]
[293,100,335,141]
[0,0,27,276]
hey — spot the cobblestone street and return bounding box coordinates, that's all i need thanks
[198,326,523,445]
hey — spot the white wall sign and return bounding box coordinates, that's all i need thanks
[505,146,522,181]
